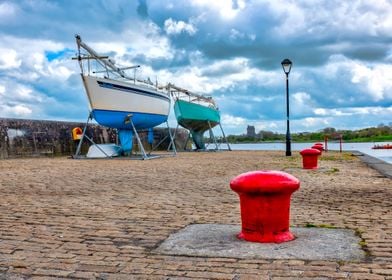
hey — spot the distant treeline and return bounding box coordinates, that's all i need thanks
[227,124,392,143]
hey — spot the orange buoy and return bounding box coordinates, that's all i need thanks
[72,127,83,141]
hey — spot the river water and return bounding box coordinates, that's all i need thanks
[227,142,392,164]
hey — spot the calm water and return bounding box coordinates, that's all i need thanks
[227,142,392,164]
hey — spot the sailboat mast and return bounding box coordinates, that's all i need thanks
[75,34,132,80]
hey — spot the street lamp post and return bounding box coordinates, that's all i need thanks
[281,58,292,156]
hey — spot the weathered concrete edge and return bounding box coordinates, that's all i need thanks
[352,150,392,179]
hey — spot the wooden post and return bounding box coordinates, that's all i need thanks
[339,134,343,153]
[324,135,328,152]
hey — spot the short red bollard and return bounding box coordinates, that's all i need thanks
[230,171,300,243]
[300,148,321,169]
[311,145,323,154]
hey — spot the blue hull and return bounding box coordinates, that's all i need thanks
[92,109,168,130]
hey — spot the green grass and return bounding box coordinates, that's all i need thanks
[320,152,355,161]
[305,223,337,229]
[345,135,392,142]
[354,229,371,257]
[325,167,340,174]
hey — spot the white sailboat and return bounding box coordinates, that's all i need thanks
[74,35,171,154]
[75,35,170,131]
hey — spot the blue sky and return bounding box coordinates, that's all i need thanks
[0,0,391,135]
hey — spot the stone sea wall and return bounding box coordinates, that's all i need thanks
[0,118,189,159]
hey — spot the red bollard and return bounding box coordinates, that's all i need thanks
[311,145,323,154]
[300,148,321,169]
[230,171,300,243]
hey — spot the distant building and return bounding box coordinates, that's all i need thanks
[247,125,256,138]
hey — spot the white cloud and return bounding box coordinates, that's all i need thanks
[120,22,174,60]
[0,2,17,19]
[302,117,330,128]
[313,106,392,118]
[291,105,392,132]
[203,57,247,76]
[253,120,276,132]
[0,103,32,118]
[0,35,64,55]
[290,92,317,116]
[191,0,246,20]
[268,122,278,129]
[0,48,21,69]
[268,0,306,36]
[0,79,67,119]
[221,114,247,127]
[313,108,327,116]
[292,92,311,105]
[164,18,197,35]
[336,1,392,37]
[14,105,32,116]
[350,106,392,116]
[351,63,392,101]
[10,83,42,102]
[17,86,33,99]
[321,55,392,102]
[228,30,256,42]
[0,35,72,83]
[229,29,244,40]
[92,42,127,57]
[155,56,285,102]
[0,36,86,87]
[163,57,266,94]
[269,0,392,38]
[47,63,74,81]
[313,108,351,117]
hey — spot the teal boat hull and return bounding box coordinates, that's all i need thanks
[174,99,220,149]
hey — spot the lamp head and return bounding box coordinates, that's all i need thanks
[281,58,292,75]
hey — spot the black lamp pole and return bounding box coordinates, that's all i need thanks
[281,58,292,156]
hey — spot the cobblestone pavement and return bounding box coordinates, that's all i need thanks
[0,151,391,279]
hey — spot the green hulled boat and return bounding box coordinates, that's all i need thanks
[169,84,220,149]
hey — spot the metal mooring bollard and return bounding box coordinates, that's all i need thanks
[311,144,324,154]
[230,170,300,243]
[300,148,321,169]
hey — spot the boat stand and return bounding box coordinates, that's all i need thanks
[207,121,219,150]
[126,119,175,160]
[204,121,232,151]
[73,113,176,160]
[171,124,194,151]
[149,121,177,157]
[172,122,231,152]
[124,114,176,160]
[169,124,187,150]
[218,122,232,151]
[73,114,112,159]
